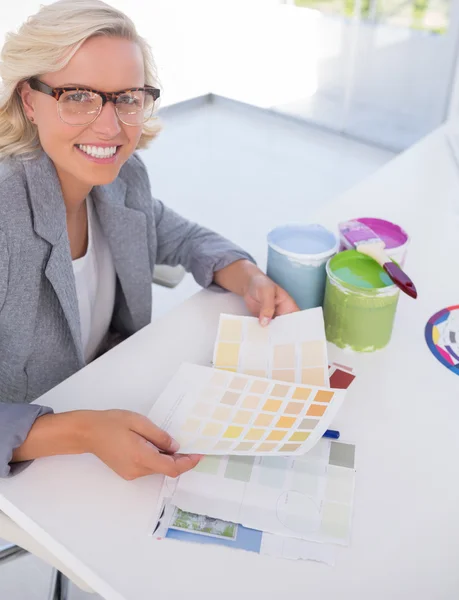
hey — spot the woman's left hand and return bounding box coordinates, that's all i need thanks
[243,272,299,326]
[213,260,299,326]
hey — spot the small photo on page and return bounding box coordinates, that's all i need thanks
[169,508,238,541]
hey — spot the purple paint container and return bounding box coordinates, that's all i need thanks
[339,217,409,266]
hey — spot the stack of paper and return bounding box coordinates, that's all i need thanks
[148,309,357,564]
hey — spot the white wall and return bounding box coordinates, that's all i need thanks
[207,5,322,107]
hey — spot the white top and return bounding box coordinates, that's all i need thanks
[72,195,116,363]
[1,124,459,600]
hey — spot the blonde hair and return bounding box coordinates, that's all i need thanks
[0,0,161,159]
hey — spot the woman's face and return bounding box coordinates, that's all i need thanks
[21,36,145,187]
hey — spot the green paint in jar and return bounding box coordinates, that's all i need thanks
[324,250,400,352]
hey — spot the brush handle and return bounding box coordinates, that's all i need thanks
[357,244,418,299]
[383,261,418,299]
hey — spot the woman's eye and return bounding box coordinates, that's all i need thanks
[65,91,93,103]
[118,95,141,106]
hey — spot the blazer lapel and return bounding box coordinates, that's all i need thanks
[92,178,152,331]
[45,236,85,365]
[23,152,85,366]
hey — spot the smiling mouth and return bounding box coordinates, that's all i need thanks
[75,144,121,159]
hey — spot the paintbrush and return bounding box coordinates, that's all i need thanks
[339,220,417,299]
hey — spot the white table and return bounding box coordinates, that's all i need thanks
[1,123,459,600]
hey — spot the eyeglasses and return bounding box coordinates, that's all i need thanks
[28,77,160,127]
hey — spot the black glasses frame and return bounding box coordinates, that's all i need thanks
[27,77,160,126]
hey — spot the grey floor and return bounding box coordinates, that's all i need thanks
[0,96,394,600]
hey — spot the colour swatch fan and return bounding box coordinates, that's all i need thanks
[149,309,353,457]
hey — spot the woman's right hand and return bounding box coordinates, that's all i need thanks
[82,409,202,480]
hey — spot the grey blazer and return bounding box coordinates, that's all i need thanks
[0,150,252,476]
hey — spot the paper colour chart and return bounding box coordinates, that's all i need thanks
[149,363,346,456]
[213,309,329,387]
[154,439,356,545]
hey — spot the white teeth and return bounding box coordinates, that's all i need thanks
[78,144,117,158]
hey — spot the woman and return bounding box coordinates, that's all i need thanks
[0,0,298,480]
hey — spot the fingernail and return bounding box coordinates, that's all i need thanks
[190,454,204,461]
[260,317,270,327]
[169,438,180,453]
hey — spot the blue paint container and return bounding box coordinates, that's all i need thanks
[267,224,338,310]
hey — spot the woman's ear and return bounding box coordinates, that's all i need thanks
[18,82,35,122]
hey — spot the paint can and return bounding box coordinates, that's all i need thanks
[267,224,338,310]
[339,217,410,267]
[323,250,400,352]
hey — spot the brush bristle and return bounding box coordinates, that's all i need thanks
[339,220,382,247]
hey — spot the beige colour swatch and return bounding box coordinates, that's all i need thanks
[213,310,329,387]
